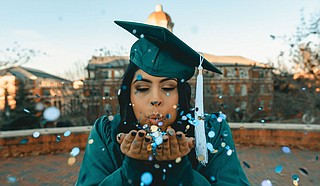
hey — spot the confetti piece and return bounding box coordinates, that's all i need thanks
[208,131,215,138]
[299,167,308,176]
[141,172,153,185]
[243,161,251,168]
[88,139,94,144]
[274,165,283,173]
[23,108,30,113]
[32,131,40,138]
[20,139,29,145]
[43,106,60,121]
[64,130,71,137]
[7,176,17,183]
[282,146,291,154]
[68,157,76,166]
[261,179,272,186]
[70,147,80,157]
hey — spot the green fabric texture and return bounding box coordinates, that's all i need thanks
[76,114,250,185]
[114,20,222,81]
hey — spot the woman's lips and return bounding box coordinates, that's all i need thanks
[148,116,164,125]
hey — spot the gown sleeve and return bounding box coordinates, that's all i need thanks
[76,116,126,185]
[192,114,250,185]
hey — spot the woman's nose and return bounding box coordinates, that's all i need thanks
[151,101,161,106]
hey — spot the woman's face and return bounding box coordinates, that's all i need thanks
[130,69,178,130]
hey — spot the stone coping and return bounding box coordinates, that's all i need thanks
[0,123,319,138]
[0,126,92,138]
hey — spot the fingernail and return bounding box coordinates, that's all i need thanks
[145,138,150,142]
[117,133,122,140]
[163,138,168,142]
[138,132,144,137]
[168,129,174,136]
[176,134,182,139]
[131,131,137,136]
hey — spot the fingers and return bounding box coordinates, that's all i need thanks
[129,130,146,154]
[167,128,179,157]
[116,133,125,144]
[119,130,137,153]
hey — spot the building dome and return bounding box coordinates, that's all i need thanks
[147,4,174,32]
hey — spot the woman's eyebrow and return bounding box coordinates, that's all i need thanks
[132,78,152,84]
[160,78,178,83]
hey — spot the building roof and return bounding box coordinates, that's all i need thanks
[203,53,271,68]
[0,66,69,82]
[87,56,129,70]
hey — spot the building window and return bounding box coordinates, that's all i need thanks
[114,70,124,78]
[260,100,265,108]
[102,71,109,79]
[226,68,236,77]
[204,85,213,96]
[104,87,110,97]
[240,84,247,96]
[216,84,223,94]
[259,71,265,78]
[239,68,249,78]
[229,84,235,96]
[260,84,265,94]
[89,70,95,79]
[240,101,247,110]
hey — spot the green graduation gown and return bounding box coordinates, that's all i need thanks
[76,114,250,185]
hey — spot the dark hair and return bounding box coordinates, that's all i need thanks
[117,62,194,136]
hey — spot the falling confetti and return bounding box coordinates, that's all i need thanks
[64,130,71,137]
[282,146,291,154]
[136,74,142,80]
[299,167,308,176]
[292,174,299,182]
[226,149,233,156]
[56,135,61,142]
[261,179,272,186]
[32,131,40,138]
[274,165,283,173]
[141,172,153,185]
[43,106,60,121]
[242,161,251,168]
[70,147,80,157]
[206,142,214,152]
[208,131,215,138]
[108,115,114,121]
[20,138,29,145]
[23,108,30,113]
[7,176,17,183]
[68,157,76,166]
[88,139,94,144]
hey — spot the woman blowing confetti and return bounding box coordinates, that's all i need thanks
[76,21,249,186]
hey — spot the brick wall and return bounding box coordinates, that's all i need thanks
[0,125,319,158]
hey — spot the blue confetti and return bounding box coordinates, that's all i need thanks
[20,139,28,145]
[141,172,153,185]
[282,146,291,154]
[136,74,143,81]
[275,165,282,173]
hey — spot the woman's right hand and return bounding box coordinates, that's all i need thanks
[116,130,152,160]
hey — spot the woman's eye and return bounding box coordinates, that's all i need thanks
[136,87,149,92]
[162,87,175,91]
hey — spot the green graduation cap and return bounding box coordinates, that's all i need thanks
[114,20,222,80]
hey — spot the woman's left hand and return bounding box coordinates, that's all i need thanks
[155,128,195,161]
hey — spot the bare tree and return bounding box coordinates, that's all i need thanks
[270,10,320,123]
[0,42,45,70]
[60,60,87,81]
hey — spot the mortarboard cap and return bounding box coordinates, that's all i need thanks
[115,20,222,80]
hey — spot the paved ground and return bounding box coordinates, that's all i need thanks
[0,146,319,186]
